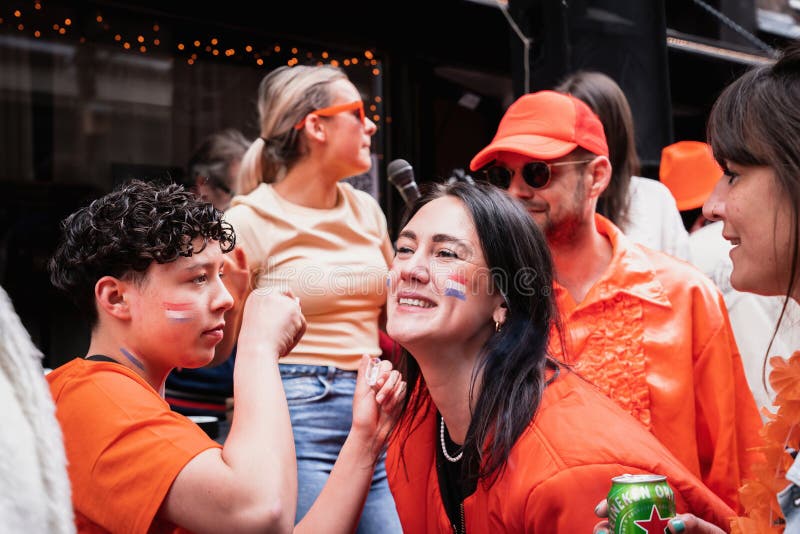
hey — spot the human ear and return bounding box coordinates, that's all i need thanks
[587,156,612,199]
[301,115,328,143]
[95,276,133,321]
[492,301,508,328]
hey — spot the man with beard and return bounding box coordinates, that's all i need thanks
[469,90,762,514]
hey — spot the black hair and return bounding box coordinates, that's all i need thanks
[49,179,235,326]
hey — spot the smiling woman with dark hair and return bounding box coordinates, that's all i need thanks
[384,181,733,533]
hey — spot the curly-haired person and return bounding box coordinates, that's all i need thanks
[47,180,405,534]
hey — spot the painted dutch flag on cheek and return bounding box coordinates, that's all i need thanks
[444,274,467,301]
[163,302,194,322]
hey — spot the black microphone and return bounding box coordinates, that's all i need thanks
[387,159,420,207]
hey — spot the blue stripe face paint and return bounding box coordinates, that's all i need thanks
[119,347,145,370]
[443,274,467,301]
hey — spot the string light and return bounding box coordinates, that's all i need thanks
[1,2,385,123]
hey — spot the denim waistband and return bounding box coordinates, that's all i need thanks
[279,363,357,378]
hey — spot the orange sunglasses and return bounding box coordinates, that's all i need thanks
[294,100,365,130]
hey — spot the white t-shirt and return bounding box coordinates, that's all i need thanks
[622,176,691,261]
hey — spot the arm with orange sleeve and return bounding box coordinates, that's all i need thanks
[527,464,734,533]
[691,290,764,513]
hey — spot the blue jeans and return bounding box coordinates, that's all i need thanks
[280,364,402,534]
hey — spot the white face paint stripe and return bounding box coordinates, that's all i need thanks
[444,276,467,301]
[163,302,194,322]
[165,310,193,321]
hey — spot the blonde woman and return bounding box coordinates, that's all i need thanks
[224,65,401,531]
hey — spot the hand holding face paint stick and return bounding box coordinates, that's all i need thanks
[350,355,407,461]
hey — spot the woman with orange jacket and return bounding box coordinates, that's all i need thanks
[384,181,734,532]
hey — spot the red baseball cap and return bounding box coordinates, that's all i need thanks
[659,141,723,211]
[470,90,609,171]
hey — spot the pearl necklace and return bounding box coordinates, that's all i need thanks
[439,415,463,463]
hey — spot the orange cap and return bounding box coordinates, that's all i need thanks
[470,90,609,171]
[659,141,722,211]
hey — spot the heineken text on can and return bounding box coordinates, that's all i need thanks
[607,474,676,534]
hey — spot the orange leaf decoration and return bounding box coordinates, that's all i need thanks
[734,351,800,533]
[769,352,800,402]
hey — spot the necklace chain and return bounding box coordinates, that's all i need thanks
[439,415,463,463]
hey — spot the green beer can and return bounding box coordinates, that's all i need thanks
[607,474,676,533]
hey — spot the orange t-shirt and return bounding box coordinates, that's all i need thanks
[549,214,763,512]
[387,371,735,533]
[47,358,221,533]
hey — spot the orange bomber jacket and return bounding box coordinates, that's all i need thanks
[387,371,735,533]
[548,215,763,512]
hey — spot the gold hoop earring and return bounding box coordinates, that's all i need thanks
[495,321,502,333]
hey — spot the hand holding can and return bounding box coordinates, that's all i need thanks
[607,474,675,533]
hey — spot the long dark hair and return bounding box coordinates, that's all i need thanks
[392,181,561,486]
[707,41,800,379]
[556,71,639,229]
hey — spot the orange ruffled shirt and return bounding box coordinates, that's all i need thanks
[731,350,800,534]
[549,214,764,512]
[387,370,735,533]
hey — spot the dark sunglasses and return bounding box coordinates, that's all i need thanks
[480,159,594,190]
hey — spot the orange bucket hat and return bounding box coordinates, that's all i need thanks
[659,141,722,211]
[470,90,609,171]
